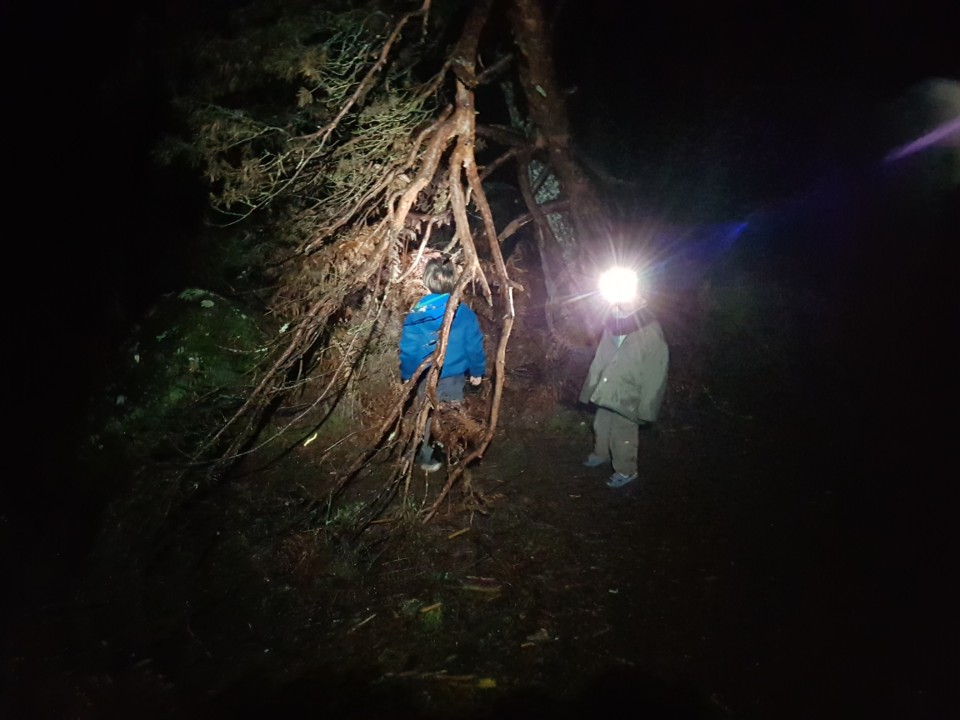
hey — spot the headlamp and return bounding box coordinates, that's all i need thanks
[598,267,639,304]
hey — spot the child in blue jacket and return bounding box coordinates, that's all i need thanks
[399,258,486,471]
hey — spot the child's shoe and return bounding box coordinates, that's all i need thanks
[582,454,609,468]
[606,472,637,488]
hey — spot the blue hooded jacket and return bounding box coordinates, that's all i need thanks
[399,293,486,381]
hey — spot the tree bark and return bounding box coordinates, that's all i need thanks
[508,0,606,255]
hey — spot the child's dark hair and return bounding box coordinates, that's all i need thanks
[422,258,457,294]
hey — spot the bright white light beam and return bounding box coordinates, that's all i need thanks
[598,267,639,304]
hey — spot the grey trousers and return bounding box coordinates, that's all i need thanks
[592,407,638,475]
[417,375,465,463]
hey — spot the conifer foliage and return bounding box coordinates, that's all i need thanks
[159,0,604,523]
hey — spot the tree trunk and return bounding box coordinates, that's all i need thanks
[509,0,607,345]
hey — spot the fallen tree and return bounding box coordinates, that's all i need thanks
[154,0,610,526]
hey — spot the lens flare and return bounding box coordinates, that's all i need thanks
[598,267,639,304]
[886,116,960,161]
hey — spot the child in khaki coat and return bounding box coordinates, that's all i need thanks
[580,298,669,487]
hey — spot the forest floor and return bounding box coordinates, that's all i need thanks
[6,344,955,720]
[4,281,956,720]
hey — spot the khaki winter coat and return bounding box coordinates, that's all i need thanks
[579,319,669,424]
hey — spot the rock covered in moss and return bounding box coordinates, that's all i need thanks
[82,289,269,464]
